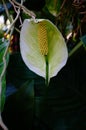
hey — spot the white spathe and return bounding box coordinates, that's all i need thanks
[20,19,68,82]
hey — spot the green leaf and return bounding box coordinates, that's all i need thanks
[20,19,68,84]
[0,39,9,112]
[80,35,86,49]
[5,80,34,129]
[45,0,62,16]
[8,80,34,109]
[0,71,5,112]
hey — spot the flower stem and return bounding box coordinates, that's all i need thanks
[45,55,49,87]
[69,41,82,57]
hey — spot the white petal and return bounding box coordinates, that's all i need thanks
[45,20,68,78]
[20,19,68,81]
[20,19,46,78]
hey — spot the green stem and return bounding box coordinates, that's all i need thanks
[69,41,82,57]
[45,55,49,87]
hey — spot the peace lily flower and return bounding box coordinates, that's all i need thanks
[20,19,68,86]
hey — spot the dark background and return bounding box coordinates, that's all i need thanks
[2,46,86,130]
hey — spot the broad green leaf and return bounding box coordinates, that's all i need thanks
[0,39,9,112]
[5,80,34,129]
[20,19,68,85]
[7,80,34,109]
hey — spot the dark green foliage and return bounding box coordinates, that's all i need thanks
[3,80,34,130]
[2,48,86,129]
[80,35,86,49]
[0,39,9,111]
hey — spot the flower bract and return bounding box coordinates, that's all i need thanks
[20,19,68,84]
